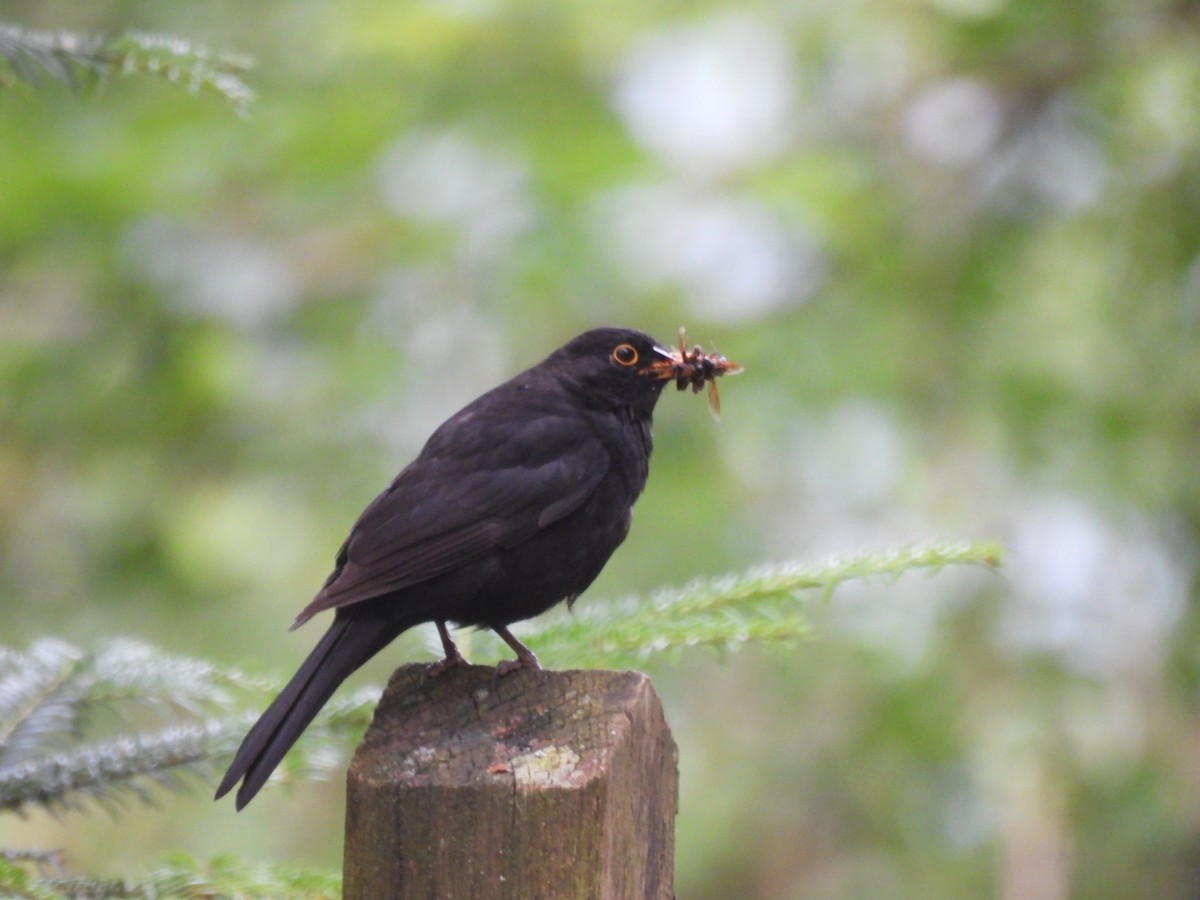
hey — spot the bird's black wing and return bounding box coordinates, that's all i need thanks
[292,408,608,626]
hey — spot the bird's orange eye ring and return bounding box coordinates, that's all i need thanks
[611,343,639,366]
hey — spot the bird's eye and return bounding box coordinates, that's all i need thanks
[611,343,639,366]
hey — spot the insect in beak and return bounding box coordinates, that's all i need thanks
[643,327,744,418]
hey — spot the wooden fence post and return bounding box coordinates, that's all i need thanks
[343,663,678,899]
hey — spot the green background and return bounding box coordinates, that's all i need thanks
[3,0,1199,896]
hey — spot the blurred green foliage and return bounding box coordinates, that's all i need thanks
[2,0,1199,897]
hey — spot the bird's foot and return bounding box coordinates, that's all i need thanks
[428,650,467,677]
[429,621,468,677]
[494,649,541,678]
[491,624,541,677]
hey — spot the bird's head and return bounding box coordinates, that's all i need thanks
[546,326,741,419]
[544,327,673,417]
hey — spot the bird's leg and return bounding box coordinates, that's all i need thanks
[492,625,541,677]
[428,621,468,676]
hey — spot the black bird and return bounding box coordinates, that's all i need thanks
[215,327,736,809]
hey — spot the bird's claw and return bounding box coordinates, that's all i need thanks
[494,650,540,679]
[490,624,541,679]
[428,650,467,677]
[429,620,468,676]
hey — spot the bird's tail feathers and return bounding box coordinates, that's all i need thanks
[215,611,410,810]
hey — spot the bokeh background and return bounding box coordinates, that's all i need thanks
[3,0,1200,897]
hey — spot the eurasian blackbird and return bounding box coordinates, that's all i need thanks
[215,326,735,809]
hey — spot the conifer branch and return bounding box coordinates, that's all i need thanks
[0,718,242,813]
[2,852,340,899]
[495,540,1003,667]
[0,24,254,114]
[0,543,999,812]
[0,642,368,815]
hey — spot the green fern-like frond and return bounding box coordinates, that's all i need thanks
[0,641,370,815]
[1,851,340,900]
[80,639,275,720]
[0,26,100,90]
[0,718,244,814]
[0,24,254,114]
[104,31,255,114]
[486,540,1003,667]
[0,641,87,769]
[0,542,999,816]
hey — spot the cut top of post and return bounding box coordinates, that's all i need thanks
[351,664,657,790]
